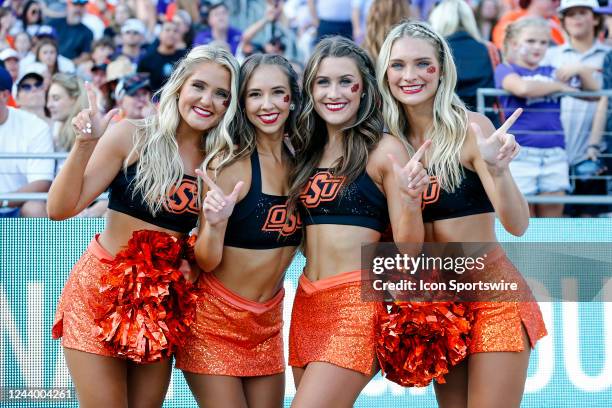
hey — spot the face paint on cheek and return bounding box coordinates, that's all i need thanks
[350,83,360,93]
[426,66,436,74]
[222,98,230,107]
[283,94,290,103]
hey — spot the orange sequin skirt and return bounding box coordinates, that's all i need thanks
[175,273,285,377]
[466,248,547,353]
[52,235,116,356]
[289,270,381,376]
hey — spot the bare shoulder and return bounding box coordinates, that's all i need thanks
[371,133,409,161]
[467,111,495,136]
[208,154,252,199]
[95,119,139,161]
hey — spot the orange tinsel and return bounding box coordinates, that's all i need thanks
[376,302,473,387]
[93,230,199,363]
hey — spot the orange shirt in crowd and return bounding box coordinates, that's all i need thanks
[492,9,565,50]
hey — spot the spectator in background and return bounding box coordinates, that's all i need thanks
[0,48,20,82]
[597,4,612,46]
[193,1,242,55]
[497,17,576,216]
[33,38,76,75]
[48,0,93,64]
[238,0,283,60]
[351,0,373,44]
[429,0,497,113]
[114,73,154,120]
[308,0,353,41]
[138,20,187,94]
[14,31,33,60]
[103,3,134,40]
[492,0,564,50]
[0,7,16,50]
[362,0,410,60]
[172,9,195,50]
[542,0,609,216]
[18,0,44,37]
[411,0,440,20]
[115,18,147,67]
[46,73,88,172]
[13,64,50,125]
[476,0,502,40]
[0,66,53,218]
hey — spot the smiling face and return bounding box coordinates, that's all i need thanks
[311,56,363,128]
[47,83,75,121]
[386,36,441,109]
[244,64,292,137]
[177,61,231,133]
[512,25,550,67]
[562,7,599,39]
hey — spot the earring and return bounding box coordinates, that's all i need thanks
[289,103,296,111]
[361,93,366,99]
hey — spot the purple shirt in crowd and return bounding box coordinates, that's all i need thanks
[494,63,564,149]
[192,27,243,55]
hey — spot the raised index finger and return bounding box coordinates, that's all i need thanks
[84,82,98,115]
[498,108,522,134]
[195,169,223,193]
[410,139,432,163]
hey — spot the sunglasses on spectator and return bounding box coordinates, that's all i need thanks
[19,81,44,91]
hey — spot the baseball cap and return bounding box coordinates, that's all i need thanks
[558,0,599,13]
[115,73,151,100]
[121,18,146,35]
[12,64,46,98]
[594,5,612,14]
[0,48,19,62]
[34,25,58,40]
[0,67,13,91]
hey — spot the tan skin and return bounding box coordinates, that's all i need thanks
[185,64,298,408]
[46,61,232,408]
[290,56,430,408]
[386,36,531,408]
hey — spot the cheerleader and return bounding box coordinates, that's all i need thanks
[377,21,547,407]
[48,46,240,407]
[175,54,302,408]
[285,36,430,407]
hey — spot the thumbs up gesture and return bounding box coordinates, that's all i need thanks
[71,82,120,141]
[388,140,432,204]
[473,109,522,174]
[195,168,244,226]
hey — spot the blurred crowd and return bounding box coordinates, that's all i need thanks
[0,0,611,218]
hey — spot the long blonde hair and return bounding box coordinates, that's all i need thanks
[429,0,482,41]
[363,0,411,61]
[377,20,468,192]
[127,45,240,215]
[287,36,384,213]
[50,73,88,152]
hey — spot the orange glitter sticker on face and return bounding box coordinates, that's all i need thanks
[223,98,230,107]
[283,94,290,103]
[351,83,360,93]
[426,66,436,74]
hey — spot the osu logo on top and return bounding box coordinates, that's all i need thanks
[262,204,302,236]
[421,175,440,209]
[299,171,345,208]
[163,179,199,214]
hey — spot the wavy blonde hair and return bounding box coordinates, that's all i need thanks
[127,45,240,215]
[429,0,482,41]
[363,0,411,61]
[377,20,468,192]
[50,73,88,152]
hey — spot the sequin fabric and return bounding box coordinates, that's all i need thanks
[52,235,116,356]
[467,251,547,353]
[175,273,285,376]
[289,271,381,376]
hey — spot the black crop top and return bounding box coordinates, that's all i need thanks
[421,166,494,222]
[107,163,199,234]
[298,168,389,233]
[224,148,302,249]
